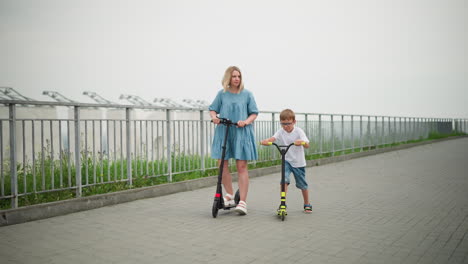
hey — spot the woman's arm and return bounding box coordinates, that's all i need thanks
[237,113,257,127]
[210,110,220,124]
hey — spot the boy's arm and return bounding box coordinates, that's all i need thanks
[261,137,276,146]
[294,128,310,148]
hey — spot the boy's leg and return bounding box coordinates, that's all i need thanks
[292,167,312,206]
[301,189,310,205]
[281,161,292,194]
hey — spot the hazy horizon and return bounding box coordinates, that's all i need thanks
[1,0,467,119]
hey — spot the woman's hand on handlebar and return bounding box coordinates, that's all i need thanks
[211,117,220,124]
[237,120,248,127]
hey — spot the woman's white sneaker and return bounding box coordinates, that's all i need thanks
[234,201,247,215]
[223,193,236,208]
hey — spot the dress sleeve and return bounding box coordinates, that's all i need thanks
[247,91,259,116]
[209,90,222,113]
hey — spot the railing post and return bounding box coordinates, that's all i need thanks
[200,110,205,172]
[271,112,275,137]
[74,106,82,197]
[318,114,322,155]
[409,117,413,140]
[388,117,395,144]
[166,109,172,182]
[272,113,276,159]
[9,104,17,208]
[381,116,385,146]
[126,108,132,186]
[367,116,371,148]
[351,115,354,151]
[375,116,378,148]
[417,118,420,139]
[304,114,308,134]
[305,114,309,155]
[416,117,419,138]
[399,117,402,143]
[405,117,408,142]
[359,115,363,151]
[419,117,422,138]
[341,115,344,153]
[427,118,430,137]
[331,115,334,156]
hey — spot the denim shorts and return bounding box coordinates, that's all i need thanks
[281,161,308,190]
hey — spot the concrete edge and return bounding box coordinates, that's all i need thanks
[1,135,466,226]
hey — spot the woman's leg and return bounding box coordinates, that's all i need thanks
[219,159,233,195]
[236,160,249,201]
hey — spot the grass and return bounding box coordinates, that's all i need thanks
[1,131,465,210]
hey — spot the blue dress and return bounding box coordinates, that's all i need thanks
[209,89,259,161]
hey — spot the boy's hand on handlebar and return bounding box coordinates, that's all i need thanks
[260,140,270,146]
[294,140,306,146]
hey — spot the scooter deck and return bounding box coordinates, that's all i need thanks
[223,204,236,210]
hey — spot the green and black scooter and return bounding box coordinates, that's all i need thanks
[265,142,305,221]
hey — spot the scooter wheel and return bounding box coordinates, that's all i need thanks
[281,211,286,221]
[212,200,219,218]
[234,189,240,204]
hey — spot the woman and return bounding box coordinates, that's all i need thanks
[209,66,258,215]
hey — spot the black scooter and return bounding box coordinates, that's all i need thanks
[212,117,240,218]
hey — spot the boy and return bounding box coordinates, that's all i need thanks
[260,109,312,213]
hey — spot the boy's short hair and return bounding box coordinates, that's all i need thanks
[280,109,295,121]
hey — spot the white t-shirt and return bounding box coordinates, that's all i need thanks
[273,126,309,168]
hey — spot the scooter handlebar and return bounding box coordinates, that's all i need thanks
[211,117,238,126]
[265,142,305,147]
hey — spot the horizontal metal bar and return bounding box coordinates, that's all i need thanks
[1,100,465,120]
[0,100,205,111]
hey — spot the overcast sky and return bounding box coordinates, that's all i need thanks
[1,0,467,118]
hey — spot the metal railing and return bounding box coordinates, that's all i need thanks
[0,100,466,209]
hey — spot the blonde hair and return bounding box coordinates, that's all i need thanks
[280,109,296,121]
[222,66,244,92]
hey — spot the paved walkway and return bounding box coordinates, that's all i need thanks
[1,138,468,264]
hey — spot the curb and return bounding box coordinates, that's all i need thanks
[1,136,465,226]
